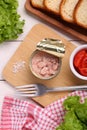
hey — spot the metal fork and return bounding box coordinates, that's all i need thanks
[15,84,87,97]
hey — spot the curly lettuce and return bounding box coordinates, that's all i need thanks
[56,96,87,130]
[0,0,25,43]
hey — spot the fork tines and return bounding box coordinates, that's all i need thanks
[16,84,38,97]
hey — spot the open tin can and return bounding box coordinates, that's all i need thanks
[29,38,65,80]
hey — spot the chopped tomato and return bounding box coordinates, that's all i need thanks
[73,50,86,68]
[81,56,87,68]
[79,68,87,76]
[73,49,87,76]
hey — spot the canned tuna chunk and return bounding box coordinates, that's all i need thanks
[30,50,62,80]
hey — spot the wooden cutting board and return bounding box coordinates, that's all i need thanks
[3,24,87,107]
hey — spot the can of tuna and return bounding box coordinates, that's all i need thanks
[29,38,65,80]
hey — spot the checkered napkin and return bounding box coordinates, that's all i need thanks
[0,90,87,130]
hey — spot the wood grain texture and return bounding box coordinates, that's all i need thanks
[25,0,87,42]
[3,24,87,107]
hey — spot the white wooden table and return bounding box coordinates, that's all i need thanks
[0,0,85,118]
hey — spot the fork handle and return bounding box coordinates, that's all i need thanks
[47,85,87,92]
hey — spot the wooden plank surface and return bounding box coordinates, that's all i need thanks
[2,24,87,107]
[25,0,87,42]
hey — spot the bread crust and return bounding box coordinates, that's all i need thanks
[74,0,87,29]
[60,0,68,22]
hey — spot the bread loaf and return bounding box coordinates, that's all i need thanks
[44,0,62,15]
[30,0,44,9]
[60,0,79,23]
[74,0,87,29]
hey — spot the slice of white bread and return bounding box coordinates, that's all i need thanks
[60,0,79,23]
[44,0,62,15]
[74,0,87,29]
[30,0,44,9]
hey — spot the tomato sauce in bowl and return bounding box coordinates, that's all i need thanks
[70,45,87,80]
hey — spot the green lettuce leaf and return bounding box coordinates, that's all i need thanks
[0,0,25,43]
[56,96,87,130]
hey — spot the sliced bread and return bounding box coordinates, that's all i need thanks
[44,0,62,15]
[74,0,87,29]
[30,0,44,10]
[60,0,79,23]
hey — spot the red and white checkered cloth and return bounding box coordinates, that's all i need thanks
[0,90,87,130]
